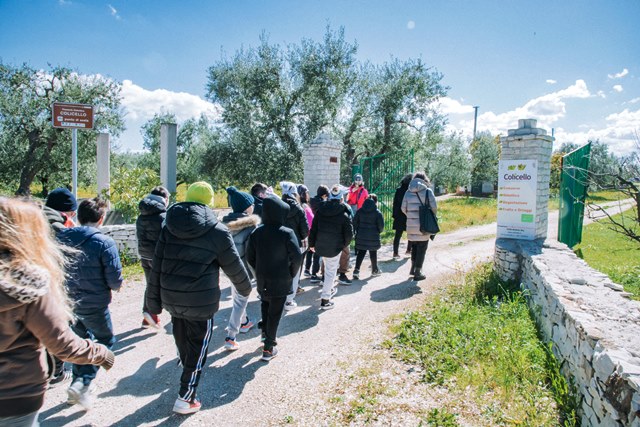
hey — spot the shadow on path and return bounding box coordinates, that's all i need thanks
[370,279,422,303]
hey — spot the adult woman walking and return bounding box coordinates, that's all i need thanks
[391,173,413,259]
[401,172,437,281]
[0,197,114,426]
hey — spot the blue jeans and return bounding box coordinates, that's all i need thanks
[0,411,39,427]
[71,307,115,385]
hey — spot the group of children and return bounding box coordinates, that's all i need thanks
[0,171,432,421]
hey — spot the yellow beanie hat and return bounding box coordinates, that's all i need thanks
[186,181,214,208]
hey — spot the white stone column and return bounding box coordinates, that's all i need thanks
[500,119,553,240]
[303,132,343,195]
[160,123,177,194]
[97,133,110,205]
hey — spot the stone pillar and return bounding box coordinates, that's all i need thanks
[303,132,343,195]
[97,133,110,206]
[500,119,553,240]
[160,123,177,194]
[495,119,553,282]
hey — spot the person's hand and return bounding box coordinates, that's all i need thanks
[309,247,315,253]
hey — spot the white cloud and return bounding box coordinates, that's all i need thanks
[546,79,557,84]
[58,0,71,5]
[613,85,623,93]
[608,68,629,79]
[407,20,415,30]
[437,97,474,115]
[629,97,640,104]
[108,4,121,20]
[116,80,220,151]
[553,108,640,154]
[597,90,606,99]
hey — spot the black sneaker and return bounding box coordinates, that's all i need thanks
[261,346,279,361]
[320,299,335,310]
[303,269,311,277]
[310,274,321,283]
[371,269,382,277]
[338,273,352,285]
[352,269,360,280]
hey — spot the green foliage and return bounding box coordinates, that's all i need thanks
[0,62,124,195]
[425,408,459,426]
[427,132,471,191]
[469,131,500,185]
[576,212,640,299]
[389,263,578,426]
[107,167,161,223]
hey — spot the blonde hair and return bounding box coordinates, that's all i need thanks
[0,197,74,321]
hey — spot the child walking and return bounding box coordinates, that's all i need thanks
[352,194,384,279]
[57,197,123,410]
[247,197,302,361]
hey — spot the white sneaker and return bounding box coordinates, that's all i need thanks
[173,397,201,414]
[284,300,297,311]
[67,378,93,410]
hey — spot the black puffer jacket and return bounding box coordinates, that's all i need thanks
[309,200,353,257]
[136,195,167,260]
[354,199,385,251]
[282,194,309,246]
[147,202,251,321]
[309,195,325,215]
[247,197,302,298]
[392,183,410,231]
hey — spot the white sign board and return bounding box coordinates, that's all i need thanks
[497,159,538,240]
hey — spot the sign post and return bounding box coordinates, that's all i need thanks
[51,102,94,199]
[497,159,538,240]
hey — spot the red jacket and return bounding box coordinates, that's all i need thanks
[347,184,369,210]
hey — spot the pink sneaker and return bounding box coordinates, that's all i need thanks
[172,397,201,414]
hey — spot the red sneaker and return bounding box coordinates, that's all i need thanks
[172,397,201,414]
[142,312,161,330]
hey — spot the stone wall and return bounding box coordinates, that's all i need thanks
[303,132,343,195]
[101,225,138,260]
[495,238,640,426]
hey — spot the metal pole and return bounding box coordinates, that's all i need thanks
[72,128,78,199]
[473,106,479,140]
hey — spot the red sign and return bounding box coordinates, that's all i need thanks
[52,103,94,129]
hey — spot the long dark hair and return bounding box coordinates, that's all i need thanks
[400,173,413,187]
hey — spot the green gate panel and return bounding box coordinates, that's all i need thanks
[358,150,414,232]
[558,142,591,248]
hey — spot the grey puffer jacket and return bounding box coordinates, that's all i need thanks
[0,252,112,417]
[221,212,261,278]
[401,178,438,242]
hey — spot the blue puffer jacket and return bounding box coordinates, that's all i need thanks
[58,227,123,310]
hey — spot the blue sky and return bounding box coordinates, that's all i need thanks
[1,0,639,154]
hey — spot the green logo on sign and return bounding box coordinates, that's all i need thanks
[521,214,534,223]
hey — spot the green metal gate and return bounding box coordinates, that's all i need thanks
[558,142,591,247]
[353,150,414,232]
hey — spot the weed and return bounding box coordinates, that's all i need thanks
[425,408,459,426]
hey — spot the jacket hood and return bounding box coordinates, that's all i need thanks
[408,178,429,193]
[58,226,101,248]
[360,198,377,213]
[165,202,218,239]
[0,252,50,312]
[43,205,65,226]
[222,213,261,233]
[262,196,290,225]
[139,194,167,216]
[318,199,349,217]
[282,194,300,219]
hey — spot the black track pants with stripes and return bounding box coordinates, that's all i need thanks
[172,316,214,401]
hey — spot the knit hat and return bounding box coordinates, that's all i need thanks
[226,186,254,213]
[354,173,363,182]
[279,181,297,198]
[186,182,214,208]
[45,187,77,212]
[329,185,344,200]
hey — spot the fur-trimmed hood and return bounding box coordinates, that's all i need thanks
[222,213,261,235]
[0,252,50,312]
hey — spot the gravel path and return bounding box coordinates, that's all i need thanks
[39,199,634,426]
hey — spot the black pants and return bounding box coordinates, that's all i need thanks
[140,258,152,314]
[172,316,213,401]
[260,295,287,350]
[411,241,429,272]
[355,250,378,271]
[311,252,322,275]
[393,229,412,255]
[304,250,313,271]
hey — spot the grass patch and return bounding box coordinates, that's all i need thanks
[387,263,579,426]
[437,197,497,232]
[575,212,640,299]
[586,190,627,203]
